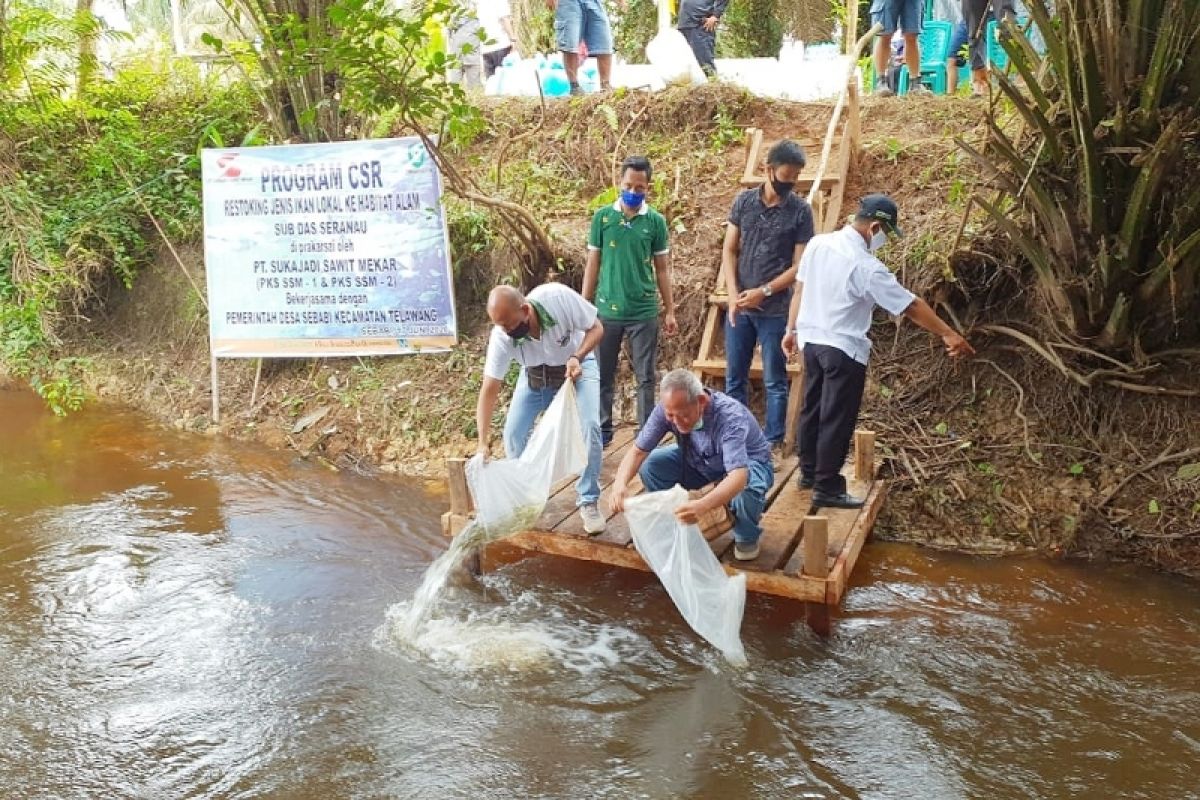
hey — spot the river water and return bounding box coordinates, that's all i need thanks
[1,388,1197,800]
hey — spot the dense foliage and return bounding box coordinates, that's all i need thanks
[966,1,1200,362]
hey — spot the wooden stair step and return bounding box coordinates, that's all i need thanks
[691,358,802,377]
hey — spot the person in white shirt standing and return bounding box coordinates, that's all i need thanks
[477,0,518,78]
[782,195,975,509]
[475,283,608,533]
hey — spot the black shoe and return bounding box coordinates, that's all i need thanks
[797,475,814,490]
[812,491,865,509]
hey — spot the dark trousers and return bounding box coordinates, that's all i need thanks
[679,26,717,75]
[597,317,659,440]
[962,0,1015,71]
[483,46,512,78]
[799,343,867,496]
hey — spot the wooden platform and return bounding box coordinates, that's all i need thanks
[440,428,885,631]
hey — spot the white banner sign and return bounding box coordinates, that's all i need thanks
[201,137,456,358]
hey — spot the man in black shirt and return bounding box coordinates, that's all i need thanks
[676,0,727,76]
[720,139,815,452]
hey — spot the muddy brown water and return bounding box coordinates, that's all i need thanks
[1,388,1198,800]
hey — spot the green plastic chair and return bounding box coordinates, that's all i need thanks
[987,16,1030,71]
[898,21,954,94]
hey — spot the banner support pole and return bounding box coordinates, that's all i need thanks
[211,353,221,424]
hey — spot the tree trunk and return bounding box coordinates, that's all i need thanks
[76,0,96,93]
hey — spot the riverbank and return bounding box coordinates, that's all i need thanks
[40,85,1200,577]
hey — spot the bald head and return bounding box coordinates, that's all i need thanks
[488,285,529,334]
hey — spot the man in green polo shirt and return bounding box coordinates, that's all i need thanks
[583,155,678,447]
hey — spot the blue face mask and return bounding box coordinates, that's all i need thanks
[620,189,645,209]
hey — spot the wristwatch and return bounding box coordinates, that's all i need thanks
[760,284,774,297]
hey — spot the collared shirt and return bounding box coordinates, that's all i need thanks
[728,187,815,317]
[587,200,670,321]
[483,283,598,380]
[635,390,771,483]
[794,225,916,365]
[677,0,729,29]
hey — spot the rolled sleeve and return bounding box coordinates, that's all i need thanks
[482,327,514,381]
[564,289,599,331]
[587,209,604,250]
[866,267,917,317]
[635,406,670,451]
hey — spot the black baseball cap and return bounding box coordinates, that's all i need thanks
[857,194,904,236]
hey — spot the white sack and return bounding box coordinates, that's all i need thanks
[625,486,748,665]
[466,380,587,540]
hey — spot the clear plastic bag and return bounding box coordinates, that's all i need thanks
[466,380,587,541]
[625,486,748,666]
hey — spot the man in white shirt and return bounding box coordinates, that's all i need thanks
[475,283,608,533]
[783,194,974,508]
[477,0,517,78]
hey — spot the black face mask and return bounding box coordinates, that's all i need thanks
[770,171,796,198]
[507,317,531,341]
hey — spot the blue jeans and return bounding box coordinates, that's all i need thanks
[504,356,602,506]
[724,313,789,444]
[638,444,775,546]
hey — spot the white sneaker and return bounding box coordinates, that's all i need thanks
[734,541,760,561]
[580,502,606,535]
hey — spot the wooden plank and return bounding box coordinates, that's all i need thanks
[740,173,842,189]
[538,427,636,530]
[692,358,802,376]
[446,458,473,514]
[502,528,828,603]
[826,480,888,604]
[801,516,830,578]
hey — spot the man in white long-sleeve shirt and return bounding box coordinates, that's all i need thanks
[783,194,975,508]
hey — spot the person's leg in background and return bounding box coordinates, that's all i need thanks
[947,20,968,93]
[503,371,553,458]
[724,313,758,410]
[963,0,990,94]
[900,0,925,93]
[554,0,584,91]
[870,0,899,95]
[581,0,615,89]
[798,343,826,489]
[811,345,868,504]
[680,26,717,76]
[574,356,604,507]
[755,314,790,446]
[624,317,661,432]
[596,318,627,446]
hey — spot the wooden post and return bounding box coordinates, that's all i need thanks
[801,516,830,579]
[210,353,220,424]
[447,457,473,514]
[249,357,264,410]
[854,429,876,481]
[802,515,832,636]
[445,457,480,574]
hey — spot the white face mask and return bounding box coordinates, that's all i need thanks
[869,227,888,253]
